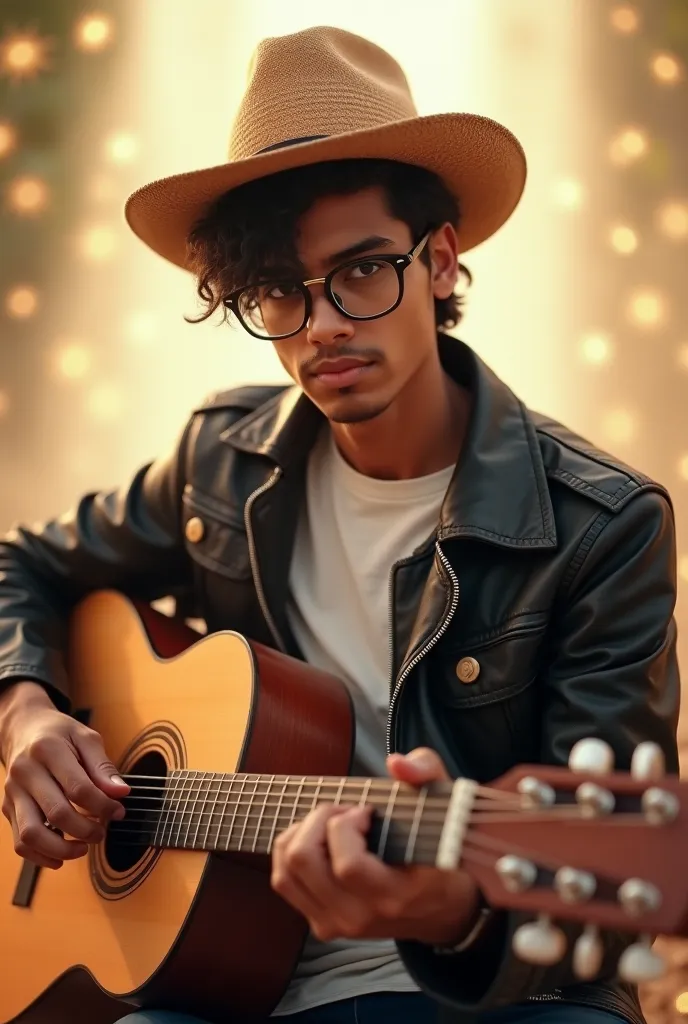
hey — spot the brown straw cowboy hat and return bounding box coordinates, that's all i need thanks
[124,26,527,269]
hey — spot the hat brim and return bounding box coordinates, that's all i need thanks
[124,112,527,269]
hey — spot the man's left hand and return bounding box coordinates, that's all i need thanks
[270,747,481,945]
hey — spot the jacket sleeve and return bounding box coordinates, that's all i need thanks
[396,488,681,1013]
[0,418,196,713]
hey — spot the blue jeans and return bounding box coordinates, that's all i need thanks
[116,991,629,1023]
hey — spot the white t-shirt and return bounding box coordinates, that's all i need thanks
[272,426,454,1017]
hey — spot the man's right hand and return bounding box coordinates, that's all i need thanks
[0,681,130,869]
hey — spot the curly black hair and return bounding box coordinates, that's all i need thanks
[185,158,472,332]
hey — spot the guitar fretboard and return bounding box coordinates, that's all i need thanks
[113,771,454,866]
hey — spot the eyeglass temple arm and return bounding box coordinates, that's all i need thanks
[240,232,433,294]
[409,232,431,262]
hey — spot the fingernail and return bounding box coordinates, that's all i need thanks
[110,774,126,787]
[407,750,434,770]
[112,806,126,821]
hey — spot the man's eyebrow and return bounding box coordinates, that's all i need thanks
[325,235,396,265]
[253,236,397,284]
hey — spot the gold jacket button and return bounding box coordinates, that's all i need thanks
[185,516,205,543]
[456,656,480,684]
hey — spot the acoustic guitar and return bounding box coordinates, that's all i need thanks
[0,590,685,1024]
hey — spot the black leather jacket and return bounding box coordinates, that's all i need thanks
[0,336,680,1024]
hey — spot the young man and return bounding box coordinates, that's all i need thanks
[0,25,679,1024]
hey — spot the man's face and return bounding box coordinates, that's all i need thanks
[270,187,459,425]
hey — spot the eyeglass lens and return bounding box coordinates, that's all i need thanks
[237,259,401,339]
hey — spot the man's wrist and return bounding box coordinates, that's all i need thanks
[432,906,493,955]
[431,889,493,955]
[0,680,54,761]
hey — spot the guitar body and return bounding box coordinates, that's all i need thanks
[0,591,354,1024]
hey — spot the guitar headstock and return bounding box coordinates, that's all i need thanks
[461,739,687,984]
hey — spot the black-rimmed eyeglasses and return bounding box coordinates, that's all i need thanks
[223,233,431,341]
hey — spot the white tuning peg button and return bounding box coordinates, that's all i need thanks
[631,742,665,782]
[618,938,667,984]
[573,925,604,980]
[512,915,567,966]
[569,739,614,775]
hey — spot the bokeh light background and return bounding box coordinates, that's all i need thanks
[1,1,687,1018]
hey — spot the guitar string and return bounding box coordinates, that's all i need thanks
[100,825,597,881]
[104,775,647,858]
[121,773,524,798]
[110,797,554,823]
[119,792,526,813]
[108,793,641,825]
[100,813,651,899]
[121,786,525,809]
[118,777,527,809]
[102,835,497,868]
[104,806,647,831]
[118,776,634,815]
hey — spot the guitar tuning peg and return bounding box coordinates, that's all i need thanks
[575,781,615,818]
[496,854,538,892]
[517,776,556,807]
[573,925,604,981]
[512,915,567,966]
[631,742,665,781]
[618,936,666,984]
[641,786,679,826]
[568,738,614,775]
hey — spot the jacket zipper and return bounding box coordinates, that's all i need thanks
[386,542,459,755]
[244,466,288,654]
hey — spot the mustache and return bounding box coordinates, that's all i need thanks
[301,346,383,375]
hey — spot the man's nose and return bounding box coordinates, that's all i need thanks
[305,291,355,347]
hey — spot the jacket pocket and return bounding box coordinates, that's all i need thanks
[182,486,253,583]
[439,611,549,708]
[431,612,550,779]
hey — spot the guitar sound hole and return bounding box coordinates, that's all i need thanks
[104,751,168,873]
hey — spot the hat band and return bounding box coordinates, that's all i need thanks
[256,134,329,155]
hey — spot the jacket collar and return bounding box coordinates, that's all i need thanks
[221,335,557,550]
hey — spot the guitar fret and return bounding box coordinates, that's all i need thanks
[376,780,400,859]
[358,778,372,808]
[224,775,246,851]
[237,777,260,851]
[199,772,222,850]
[212,776,233,851]
[157,771,184,848]
[174,771,198,848]
[288,777,306,828]
[190,772,209,849]
[252,775,275,853]
[310,777,324,812]
[405,787,427,865]
[333,778,346,807]
[265,777,289,854]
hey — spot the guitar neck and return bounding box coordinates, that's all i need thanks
[115,770,454,866]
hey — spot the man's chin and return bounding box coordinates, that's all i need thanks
[319,391,393,425]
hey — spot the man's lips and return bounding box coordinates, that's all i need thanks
[311,359,375,389]
[310,358,373,376]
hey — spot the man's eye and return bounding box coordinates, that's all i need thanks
[265,283,298,300]
[347,261,383,280]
